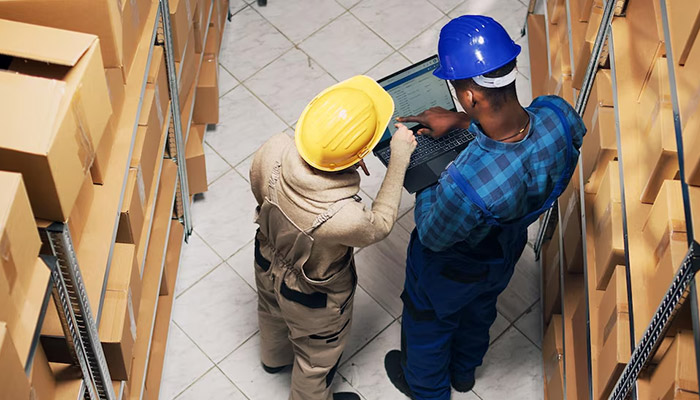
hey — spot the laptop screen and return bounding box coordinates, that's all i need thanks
[378,56,456,142]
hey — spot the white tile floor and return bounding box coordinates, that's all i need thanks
[160,1,543,399]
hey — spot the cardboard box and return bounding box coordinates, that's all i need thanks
[179,27,198,108]
[596,265,631,399]
[186,124,208,194]
[0,172,41,297]
[105,67,127,121]
[593,161,621,227]
[648,331,699,399]
[667,0,700,66]
[573,41,592,90]
[593,163,625,290]
[560,179,583,273]
[193,55,219,124]
[117,168,146,246]
[193,0,205,54]
[148,47,170,129]
[205,21,221,55]
[637,57,670,137]
[0,322,31,400]
[140,86,166,133]
[30,343,56,400]
[108,243,143,319]
[0,19,112,221]
[571,295,590,399]
[543,227,562,324]
[650,237,688,316]
[548,0,565,25]
[170,0,194,62]
[579,0,595,22]
[91,118,118,185]
[543,315,564,400]
[67,173,96,248]
[121,0,144,80]
[640,105,679,204]
[585,0,604,43]
[99,290,137,380]
[528,14,549,98]
[131,109,165,200]
[583,69,614,128]
[0,1,124,78]
[583,106,617,194]
[643,180,700,257]
[0,257,50,368]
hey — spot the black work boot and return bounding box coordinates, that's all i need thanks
[451,375,476,392]
[261,363,290,374]
[384,350,416,399]
[332,393,360,400]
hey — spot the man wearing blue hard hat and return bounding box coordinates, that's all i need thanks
[383,15,586,399]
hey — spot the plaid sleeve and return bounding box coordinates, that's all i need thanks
[414,173,488,252]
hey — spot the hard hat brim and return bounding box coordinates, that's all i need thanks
[433,43,521,81]
[295,75,394,171]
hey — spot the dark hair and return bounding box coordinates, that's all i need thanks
[451,59,517,110]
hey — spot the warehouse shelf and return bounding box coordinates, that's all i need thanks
[535,0,700,398]
[136,109,174,275]
[144,220,185,398]
[128,160,178,400]
[23,264,52,374]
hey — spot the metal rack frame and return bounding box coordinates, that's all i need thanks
[533,0,700,398]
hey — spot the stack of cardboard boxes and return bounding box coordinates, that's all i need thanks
[531,0,700,398]
[0,0,227,397]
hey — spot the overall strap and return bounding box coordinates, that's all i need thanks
[446,100,576,227]
[515,100,575,224]
[267,162,282,203]
[305,195,362,234]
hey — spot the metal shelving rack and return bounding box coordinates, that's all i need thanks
[533,0,700,398]
[29,1,195,398]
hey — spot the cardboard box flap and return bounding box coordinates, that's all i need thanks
[0,18,96,67]
[0,71,65,152]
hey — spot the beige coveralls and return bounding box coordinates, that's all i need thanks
[254,162,358,400]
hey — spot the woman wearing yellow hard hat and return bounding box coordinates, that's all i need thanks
[248,75,416,400]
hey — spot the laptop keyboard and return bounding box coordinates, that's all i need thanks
[378,128,475,169]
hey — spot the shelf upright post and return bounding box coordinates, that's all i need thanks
[38,224,116,400]
[159,0,193,241]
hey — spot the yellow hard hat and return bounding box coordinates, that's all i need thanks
[295,75,394,171]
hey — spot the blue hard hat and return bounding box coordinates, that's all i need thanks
[433,15,521,81]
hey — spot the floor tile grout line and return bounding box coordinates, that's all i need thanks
[356,281,402,319]
[245,4,350,83]
[339,317,396,369]
[171,364,219,400]
[223,253,259,293]
[215,329,261,367]
[165,323,219,399]
[213,363,253,400]
[175,259,228,300]
[512,322,542,350]
[338,318,399,371]
[347,2,444,53]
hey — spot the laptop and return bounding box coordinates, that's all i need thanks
[374,55,475,193]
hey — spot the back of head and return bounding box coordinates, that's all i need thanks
[433,15,521,110]
[295,75,394,172]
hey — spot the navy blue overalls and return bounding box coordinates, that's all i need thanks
[400,102,576,399]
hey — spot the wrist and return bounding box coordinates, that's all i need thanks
[454,112,471,129]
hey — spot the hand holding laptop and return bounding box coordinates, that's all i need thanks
[398,107,471,139]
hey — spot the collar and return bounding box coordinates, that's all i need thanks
[472,109,535,152]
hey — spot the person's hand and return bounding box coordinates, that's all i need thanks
[398,107,470,138]
[390,123,417,164]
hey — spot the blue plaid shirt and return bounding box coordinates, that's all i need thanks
[415,95,586,252]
